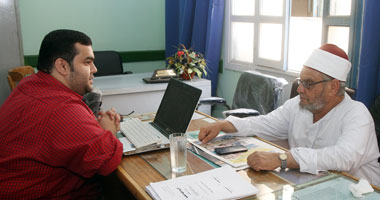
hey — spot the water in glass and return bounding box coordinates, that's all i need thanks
[170,133,187,173]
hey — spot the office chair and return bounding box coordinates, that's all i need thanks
[93,51,132,77]
[7,66,35,90]
[369,94,380,163]
[198,71,288,118]
[83,87,103,117]
[289,78,356,99]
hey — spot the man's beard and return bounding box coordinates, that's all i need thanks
[299,96,326,112]
[69,71,93,96]
[299,86,326,112]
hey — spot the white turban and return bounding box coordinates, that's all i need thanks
[303,48,351,81]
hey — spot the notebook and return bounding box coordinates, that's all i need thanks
[119,78,202,155]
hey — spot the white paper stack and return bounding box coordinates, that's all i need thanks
[145,166,258,200]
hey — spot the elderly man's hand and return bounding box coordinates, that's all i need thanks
[198,120,238,143]
[247,151,281,171]
[198,121,223,143]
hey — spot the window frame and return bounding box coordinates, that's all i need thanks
[226,0,288,71]
[224,0,361,87]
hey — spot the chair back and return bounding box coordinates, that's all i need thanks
[83,87,103,117]
[7,66,35,90]
[93,51,124,77]
[289,78,356,99]
[231,71,288,115]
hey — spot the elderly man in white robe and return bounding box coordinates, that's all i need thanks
[198,44,380,187]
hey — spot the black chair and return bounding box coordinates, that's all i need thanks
[93,51,132,77]
[369,94,380,163]
[289,78,356,99]
[198,71,288,118]
[82,87,102,117]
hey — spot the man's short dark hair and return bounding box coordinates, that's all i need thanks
[37,29,92,73]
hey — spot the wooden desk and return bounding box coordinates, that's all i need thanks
[115,112,289,199]
[116,113,214,199]
[116,112,380,200]
[93,73,211,115]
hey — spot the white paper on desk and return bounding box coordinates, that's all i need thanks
[189,133,285,168]
[119,137,136,152]
[146,166,258,200]
[203,117,216,123]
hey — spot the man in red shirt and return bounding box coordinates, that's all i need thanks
[0,29,123,199]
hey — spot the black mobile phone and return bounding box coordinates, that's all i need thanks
[214,144,248,155]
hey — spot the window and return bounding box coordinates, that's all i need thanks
[225,0,360,74]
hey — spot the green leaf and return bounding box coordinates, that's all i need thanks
[193,68,202,77]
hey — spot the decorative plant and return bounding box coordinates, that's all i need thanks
[166,44,207,79]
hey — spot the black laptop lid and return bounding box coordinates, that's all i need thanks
[153,78,202,137]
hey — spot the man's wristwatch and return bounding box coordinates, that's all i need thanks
[279,153,287,169]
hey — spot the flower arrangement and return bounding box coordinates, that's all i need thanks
[166,44,207,79]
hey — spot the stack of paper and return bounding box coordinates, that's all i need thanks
[187,131,284,169]
[145,166,258,200]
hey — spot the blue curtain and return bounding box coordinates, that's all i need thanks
[356,0,380,108]
[165,0,225,96]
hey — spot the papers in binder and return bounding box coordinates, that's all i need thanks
[145,166,258,200]
[187,131,285,168]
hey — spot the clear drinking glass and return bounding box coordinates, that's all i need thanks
[169,133,187,173]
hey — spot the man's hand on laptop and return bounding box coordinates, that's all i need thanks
[98,108,121,135]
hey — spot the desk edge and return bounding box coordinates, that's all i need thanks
[116,165,152,200]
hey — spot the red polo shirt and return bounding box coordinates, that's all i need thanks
[0,71,123,199]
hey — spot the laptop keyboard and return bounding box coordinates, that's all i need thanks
[120,118,168,148]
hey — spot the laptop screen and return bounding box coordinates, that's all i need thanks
[153,78,202,137]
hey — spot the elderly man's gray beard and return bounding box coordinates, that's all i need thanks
[299,96,326,112]
[299,86,327,112]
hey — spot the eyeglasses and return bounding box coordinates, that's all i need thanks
[297,78,331,89]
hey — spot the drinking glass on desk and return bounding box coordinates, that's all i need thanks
[170,133,187,173]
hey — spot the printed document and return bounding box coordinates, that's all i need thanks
[187,131,284,168]
[145,166,258,200]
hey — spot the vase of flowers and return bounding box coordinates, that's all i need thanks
[166,44,207,80]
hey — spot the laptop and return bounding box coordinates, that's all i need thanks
[119,78,202,155]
